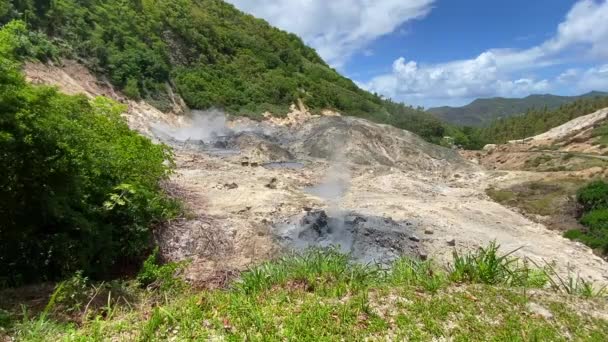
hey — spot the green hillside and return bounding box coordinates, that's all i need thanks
[1,0,445,141]
[429,92,608,127]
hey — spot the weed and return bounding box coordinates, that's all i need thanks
[486,188,515,203]
[53,271,91,314]
[562,153,575,161]
[389,258,446,293]
[0,309,11,329]
[448,242,546,287]
[525,155,553,169]
[542,263,607,298]
[235,247,376,296]
[137,248,188,293]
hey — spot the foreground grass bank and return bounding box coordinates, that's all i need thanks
[1,246,607,341]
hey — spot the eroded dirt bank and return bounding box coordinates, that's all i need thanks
[24,60,608,287]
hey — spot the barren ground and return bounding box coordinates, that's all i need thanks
[24,60,608,288]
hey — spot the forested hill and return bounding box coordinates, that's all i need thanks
[450,95,608,149]
[429,91,608,127]
[479,95,608,144]
[0,0,445,141]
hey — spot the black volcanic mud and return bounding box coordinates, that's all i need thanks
[275,210,425,265]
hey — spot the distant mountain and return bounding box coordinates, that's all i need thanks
[428,91,608,127]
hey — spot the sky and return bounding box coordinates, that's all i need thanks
[226,0,608,108]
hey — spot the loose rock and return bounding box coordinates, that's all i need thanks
[266,177,278,189]
[224,183,238,190]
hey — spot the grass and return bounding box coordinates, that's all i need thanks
[592,122,608,146]
[1,246,608,341]
[487,179,584,217]
[524,154,554,169]
[522,150,608,172]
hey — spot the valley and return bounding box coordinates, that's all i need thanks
[2,1,608,339]
[24,60,608,286]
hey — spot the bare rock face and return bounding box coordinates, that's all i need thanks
[291,116,472,172]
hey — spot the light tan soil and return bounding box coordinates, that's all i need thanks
[24,61,608,287]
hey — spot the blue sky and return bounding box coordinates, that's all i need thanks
[346,1,576,78]
[228,0,608,108]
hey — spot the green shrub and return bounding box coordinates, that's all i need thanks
[137,249,187,292]
[577,181,608,212]
[123,77,141,100]
[580,209,608,230]
[563,229,584,240]
[0,23,179,285]
[52,271,91,313]
[0,308,10,329]
[0,21,58,61]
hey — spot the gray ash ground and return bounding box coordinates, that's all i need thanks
[274,209,425,265]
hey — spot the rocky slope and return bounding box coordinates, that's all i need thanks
[463,107,608,173]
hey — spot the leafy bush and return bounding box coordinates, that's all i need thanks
[0,23,179,285]
[0,308,10,329]
[563,229,584,240]
[577,180,608,212]
[577,209,608,252]
[0,20,57,61]
[123,77,141,100]
[563,181,608,253]
[52,271,91,314]
[580,209,608,230]
[137,248,187,292]
[524,155,553,169]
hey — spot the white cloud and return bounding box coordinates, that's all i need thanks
[363,52,551,106]
[224,0,435,67]
[542,0,608,58]
[575,64,608,91]
[556,64,608,94]
[363,0,608,107]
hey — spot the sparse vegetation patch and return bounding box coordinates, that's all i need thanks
[565,181,608,254]
[1,247,607,341]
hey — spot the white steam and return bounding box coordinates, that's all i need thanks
[151,109,232,142]
[306,146,351,236]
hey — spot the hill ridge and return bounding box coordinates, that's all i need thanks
[429,91,608,126]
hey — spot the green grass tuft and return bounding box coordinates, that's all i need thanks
[2,246,607,340]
